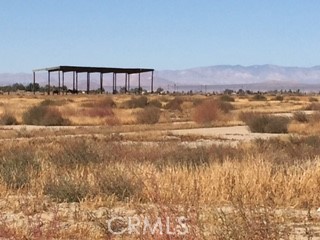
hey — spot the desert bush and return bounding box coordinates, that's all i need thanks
[310,112,320,123]
[40,99,69,106]
[309,97,318,102]
[96,97,116,108]
[82,97,116,108]
[273,95,284,101]
[302,135,320,148]
[238,111,256,123]
[214,198,290,239]
[104,116,121,126]
[217,100,234,113]
[289,96,301,101]
[263,116,290,133]
[44,178,90,203]
[242,113,290,133]
[305,102,320,110]
[193,99,221,124]
[98,166,142,201]
[251,94,267,101]
[0,112,17,125]
[254,135,320,165]
[208,144,246,164]
[165,97,183,111]
[136,106,161,124]
[148,99,162,108]
[220,95,235,102]
[156,146,210,169]
[83,107,114,118]
[22,104,70,126]
[192,98,204,106]
[123,96,148,108]
[48,138,101,167]
[293,111,308,123]
[0,146,40,189]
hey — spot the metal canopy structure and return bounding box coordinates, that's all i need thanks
[32,65,155,95]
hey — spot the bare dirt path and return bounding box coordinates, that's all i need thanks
[169,125,286,141]
[0,125,289,146]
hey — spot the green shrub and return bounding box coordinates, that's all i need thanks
[0,112,18,125]
[123,96,148,108]
[165,97,183,111]
[293,111,308,123]
[242,113,290,133]
[22,105,70,126]
[220,95,235,102]
[251,94,267,101]
[0,147,40,189]
[136,106,161,124]
[44,178,89,203]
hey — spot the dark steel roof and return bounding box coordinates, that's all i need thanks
[33,66,154,74]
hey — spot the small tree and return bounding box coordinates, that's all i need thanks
[156,87,164,93]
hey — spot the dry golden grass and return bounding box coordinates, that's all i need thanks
[289,121,320,135]
[0,135,319,238]
[0,93,320,238]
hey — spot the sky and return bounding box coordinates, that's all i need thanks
[1,0,320,73]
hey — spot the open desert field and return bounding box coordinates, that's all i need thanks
[0,92,320,239]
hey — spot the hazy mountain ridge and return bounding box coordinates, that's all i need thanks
[155,65,320,85]
[1,65,320,90]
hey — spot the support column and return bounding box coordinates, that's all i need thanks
[100,73,103,94]
[32,71,35,94]
[73,71,75,91]
[112,73,115,94]
[87,72,90,94]
[76,72,79,93]
[62,72,65,95]
[138,71,141,94]
[125,73,128,93]
[113,73,117,94]
[48,71,51,95]
[58,71,61,95]
[128,74,130,92]
[115,73,117,93]
[151,71,154,93]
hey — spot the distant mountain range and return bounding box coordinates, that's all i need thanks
[1,65,320,91]
[155,64,320,85]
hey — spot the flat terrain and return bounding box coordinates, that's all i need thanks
[0,93,319,239]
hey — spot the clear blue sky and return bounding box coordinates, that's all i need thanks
[1,0,320,73]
